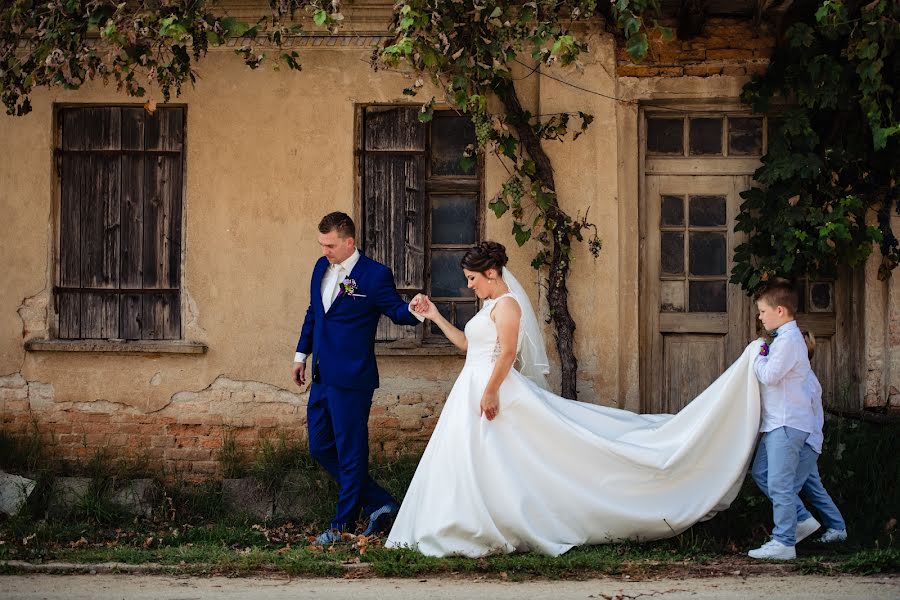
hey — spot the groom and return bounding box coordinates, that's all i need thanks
[292,212,426,545]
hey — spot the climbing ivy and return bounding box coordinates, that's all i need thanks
[733,0,900,290]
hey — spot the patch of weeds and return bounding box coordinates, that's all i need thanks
[217,429,246,479]
[252,434,306,490]
[159,476,225,523]
[0,416,47,474]
[71,449,127,524]
[835,548,900,574]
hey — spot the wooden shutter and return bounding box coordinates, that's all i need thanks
[362,106,426,343]
[57,106,184,340]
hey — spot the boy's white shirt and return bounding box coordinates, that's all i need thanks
[294,249,424,364]
[805,371,824,454]
[754,320,818,436]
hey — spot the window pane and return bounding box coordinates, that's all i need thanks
[661,232,684,275]
[689,281,727,312]
[661,195,684,226]
[660,280,685,313]
[430,302,452,336]
[689,195,726,227]
[647,118,683,154]
[729,117,763,155]
[431,250,469,297]
[431,115,476,176]
[432,195,477,244]
[810,281,834,312]
[456,302,479,328]
[689,232,726,276]
[689,118,723,155]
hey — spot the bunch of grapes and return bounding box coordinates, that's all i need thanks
[474,115,494,148]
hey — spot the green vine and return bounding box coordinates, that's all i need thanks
[733,0,900,290]
[1,0,661,398]
[0,0,343,116]
[378,0,664,398]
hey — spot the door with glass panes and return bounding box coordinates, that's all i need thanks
[640,110,852,413]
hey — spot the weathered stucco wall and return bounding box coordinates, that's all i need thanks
[2,14,895,476]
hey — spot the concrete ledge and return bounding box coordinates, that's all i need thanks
[24,339,208,354]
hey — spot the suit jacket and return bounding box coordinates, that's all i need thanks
[296,253,420,390]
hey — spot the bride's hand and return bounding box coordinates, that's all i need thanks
[480,391,499,421]
[415,295,441,320]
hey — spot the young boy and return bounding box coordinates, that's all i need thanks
[799,350,848,544]
[748,279,821,560]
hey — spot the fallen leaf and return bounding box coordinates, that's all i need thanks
[144,98,157,115]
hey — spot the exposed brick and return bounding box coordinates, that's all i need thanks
[722,65,747,76]
[687,37,732,51]
[754,48,774,59]
[151,435,176,448]
[617,65,661,77]
[57,433,84,445]
[191,461,220,475]
[706,49,753,60]
[165,447,213,462]
[44,423,73,434]
[166,424,211,436]
[684,64,724,77]
[656,66,684,77]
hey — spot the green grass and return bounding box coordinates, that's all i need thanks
[1,416,896,578]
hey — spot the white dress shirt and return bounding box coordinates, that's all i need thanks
[754,320,818,437]
[805,371,824,454]
[294,249,423,363]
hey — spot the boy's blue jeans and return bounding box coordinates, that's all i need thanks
[751,426,818,546]
[800,464,846,531]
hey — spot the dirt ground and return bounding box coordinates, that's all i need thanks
[3,574,899,599]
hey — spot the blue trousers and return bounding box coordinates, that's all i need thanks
[751,426,818,546]
[307,383,395,530]
[799,463,846,531]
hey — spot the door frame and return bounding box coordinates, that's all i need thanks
[638,105,763,413]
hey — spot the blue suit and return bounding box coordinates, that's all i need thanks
[297,253,420,529]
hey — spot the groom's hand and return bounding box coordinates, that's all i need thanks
[410,293,430,313]
[292,361,306,386]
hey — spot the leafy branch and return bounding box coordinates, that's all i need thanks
[733,0,900,290]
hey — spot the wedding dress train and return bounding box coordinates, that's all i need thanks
[386,293,761,557]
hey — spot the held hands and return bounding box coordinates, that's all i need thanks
[410,293,440,320]
[480,390,500,421]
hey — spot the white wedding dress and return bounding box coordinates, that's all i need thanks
[386,292,762,557]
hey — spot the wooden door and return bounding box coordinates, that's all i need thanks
[642,175,751,413]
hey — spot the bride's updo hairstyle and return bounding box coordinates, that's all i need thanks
[461,241,508,276]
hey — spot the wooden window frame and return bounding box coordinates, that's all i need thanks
[49,104,187,343]
[355,104,483,354]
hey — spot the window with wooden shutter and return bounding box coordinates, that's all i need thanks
[55,106,184,340]
[359,106,480,346]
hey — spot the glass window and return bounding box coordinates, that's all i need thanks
[647,118,684,155]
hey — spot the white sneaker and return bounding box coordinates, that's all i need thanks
[796,516,821,543]
[817,528,848,543]
[748,539,797,560]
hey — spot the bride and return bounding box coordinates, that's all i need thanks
[385,241,762,558]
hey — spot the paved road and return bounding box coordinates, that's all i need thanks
[3,574,899,599]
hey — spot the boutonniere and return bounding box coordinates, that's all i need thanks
[338,277,366,298]
[758,329,776,356]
